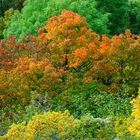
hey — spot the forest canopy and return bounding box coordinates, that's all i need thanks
[0,0,140,139]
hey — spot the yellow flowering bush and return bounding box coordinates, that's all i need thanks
[0,111,80,140]
[128,88,140,137]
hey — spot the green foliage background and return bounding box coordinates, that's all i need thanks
[3,0,110,40]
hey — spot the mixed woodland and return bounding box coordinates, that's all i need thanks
[0,0,140,139]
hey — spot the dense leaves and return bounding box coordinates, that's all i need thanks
[51,83,132,118]
[128,89,140,137]
[97,30,140,95]
[0,111,115,140]
[129,0,140,34]
[0,2,140,139]
[0,10,139,109]
[96,0,130,35]
[3,0,109,40]
[96,0,140,35]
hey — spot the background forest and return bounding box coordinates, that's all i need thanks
[0,0,140,139]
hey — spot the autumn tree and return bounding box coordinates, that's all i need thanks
[95,30,140,95]
[27,10,102,86]
[0,35,28,69]
[26,10,140,95]
[0,10,102,108]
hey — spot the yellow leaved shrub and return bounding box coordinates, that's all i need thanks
[0,111,80,140]
[128,88,140,137]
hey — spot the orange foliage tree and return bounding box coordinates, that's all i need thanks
[96,30,140,94]
[1,10,100,106]
[0,57,63,106]
[27,10,102,85]
[0,35,37,70]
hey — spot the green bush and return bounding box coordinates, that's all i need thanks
[51,83,132,118]
[76,114,115,140]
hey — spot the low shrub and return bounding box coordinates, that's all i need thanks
[51,83,132,118]
[0,111,116,140]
